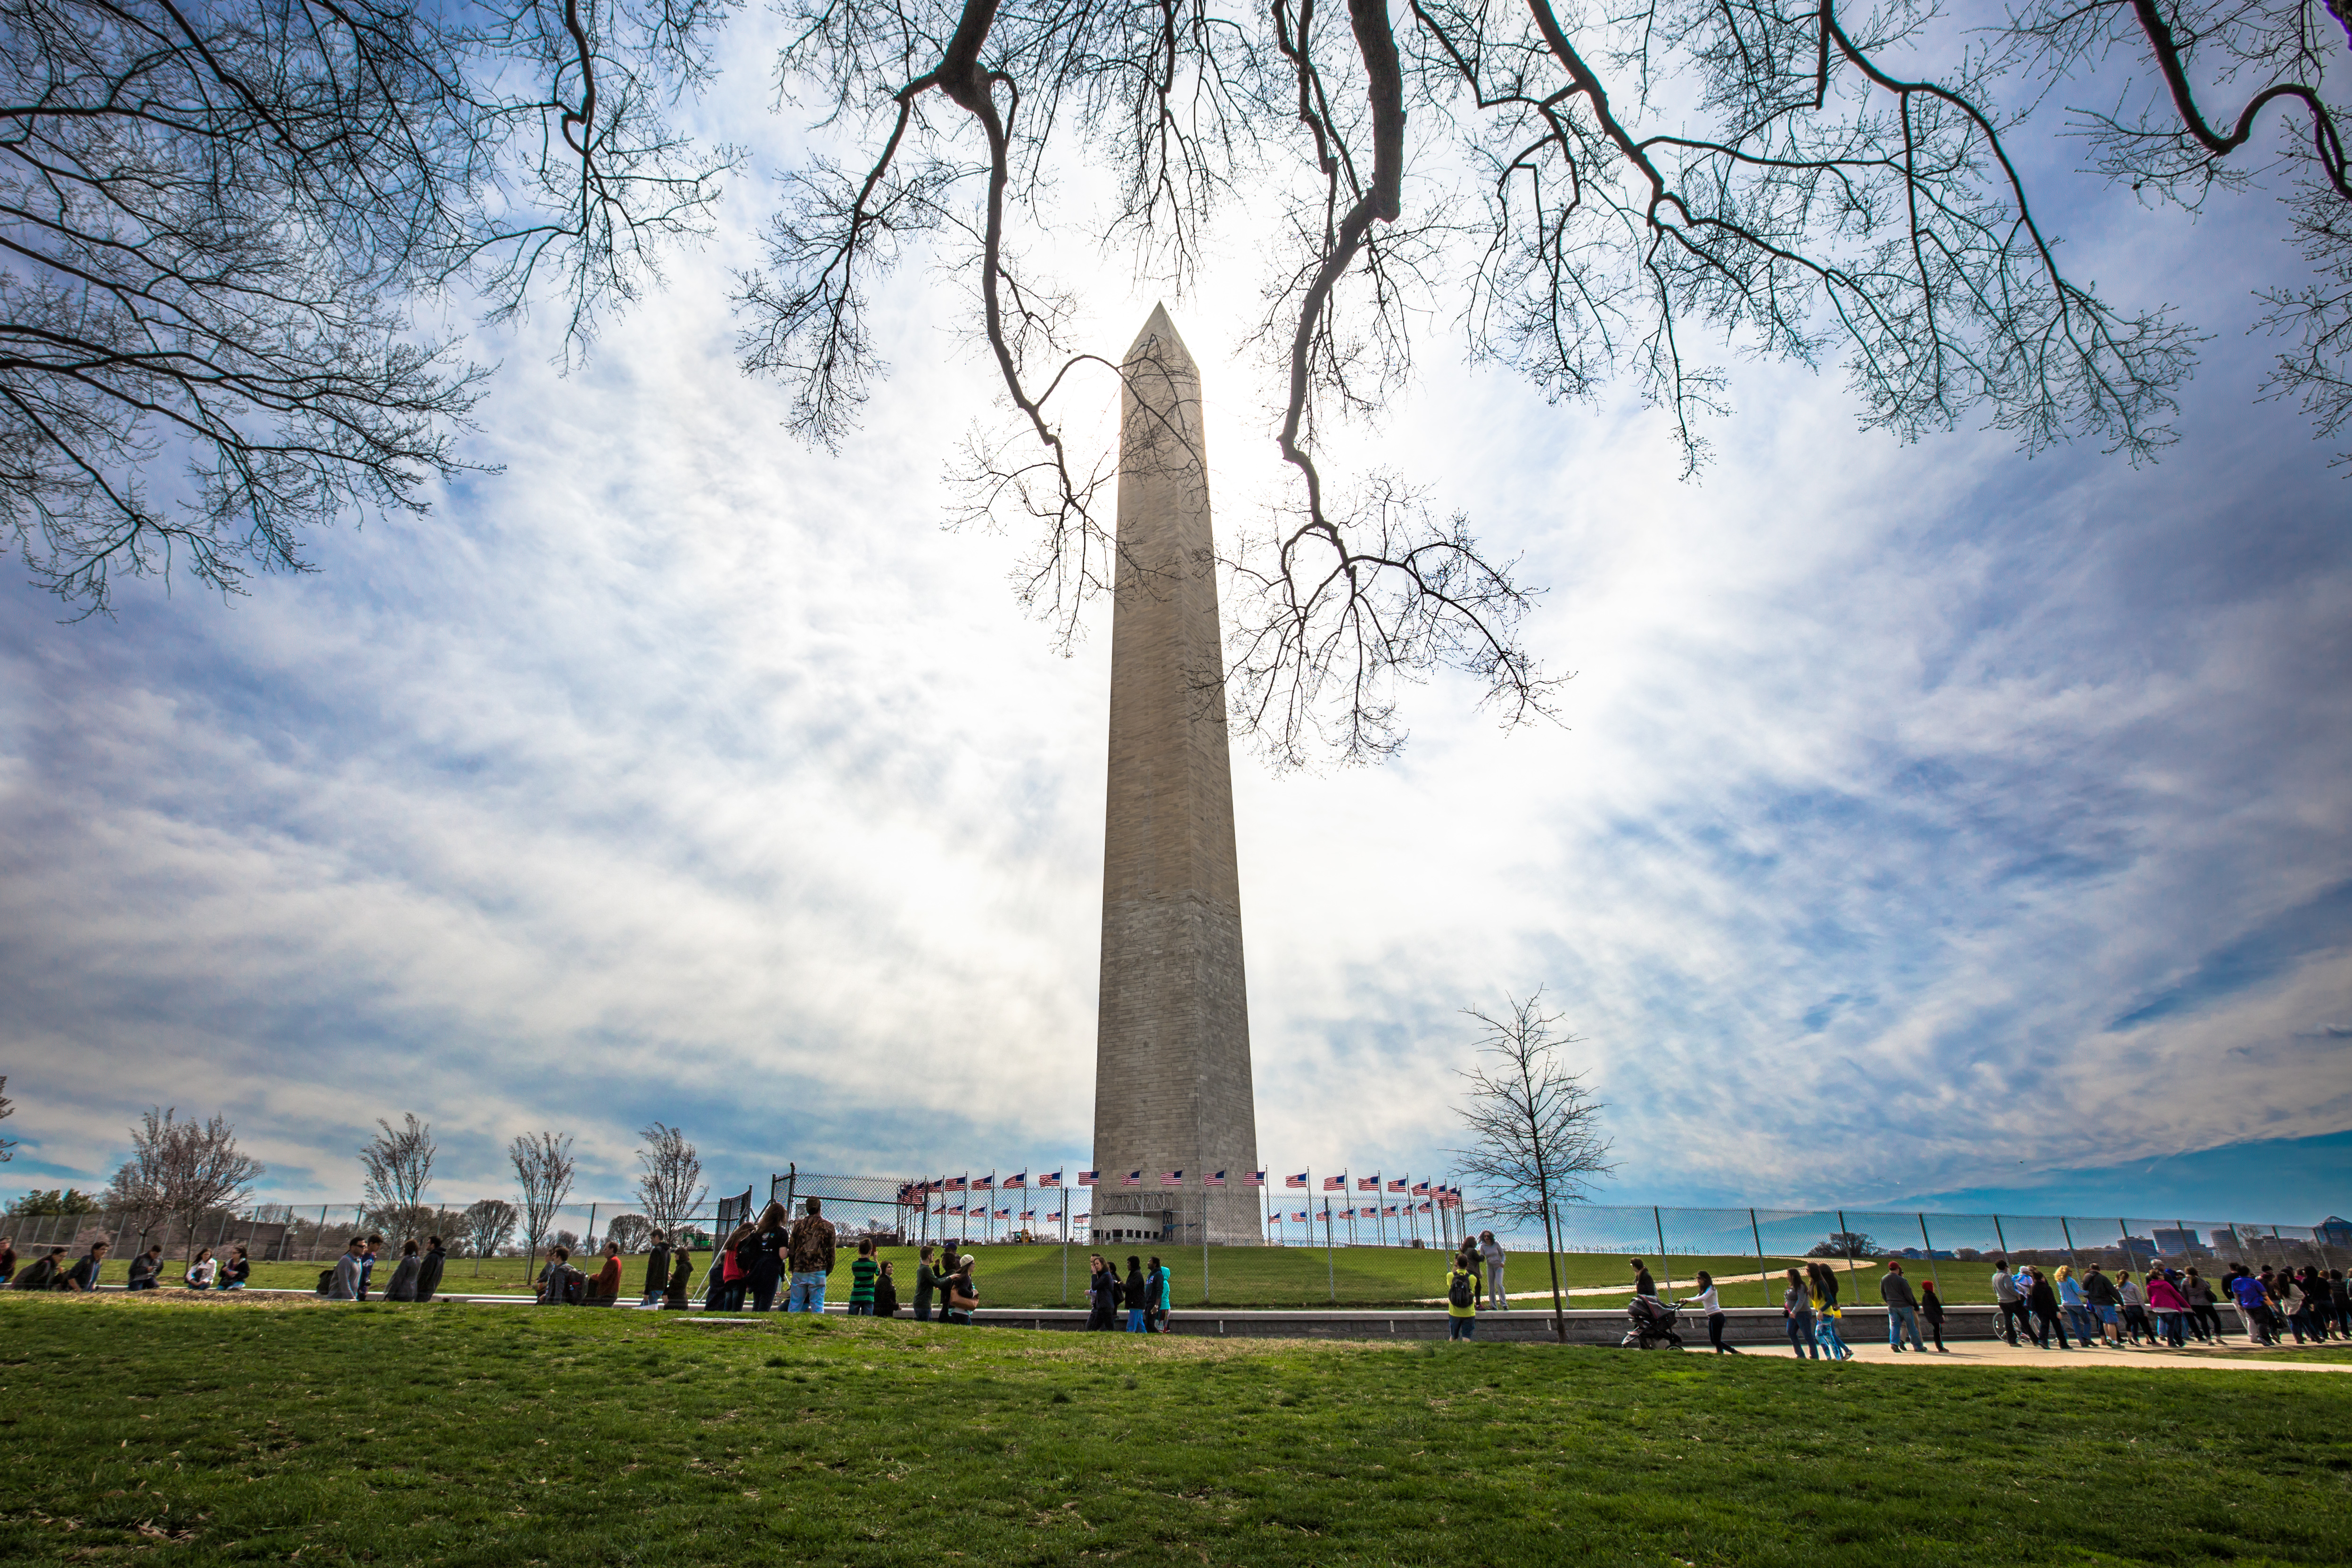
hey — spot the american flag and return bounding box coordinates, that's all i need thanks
[995,1207,1012,1220]
[1357,1176,1379,1192]
[1323,1176,1345,1191]
[1289,1210,1309,1223]
[1120,1170,1141,1187]
[1412,1181,1430,1196]
[1078,1171,1099,1187]
[1006,1172,1026,1189]
[948,1175,969,1191]
[1286,1172,1309,1189]
[1387,1178,1407,1193]
[1039,1172,1062,1189]
[1074,1213,1091,1224]
[1383,1205,1399,1217]
[947,1203,965,1215]
[973,1174,995,1190]
[1244,1171,1266,1187]
[1020,1209,1036,1221]
[1417,1201,1433,1214]
[1205,1171,1226,1188]
[1159,1170,1184,1187]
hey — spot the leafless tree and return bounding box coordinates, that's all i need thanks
[0,0,734,615]
[105,1107,265,1260]
[460,1196,520,1272]
[1449,991,1612,1341]
[731,0,2352,764]
[507,1129,576,1273]
[0,1075,14,1161]
[358,1113,437,1243]
[604,1212,654,1253]
[634,1121,707,1240]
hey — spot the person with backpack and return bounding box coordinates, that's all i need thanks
[1445,1255,1480,1339]
[384,1240,423,1301]
[1679,1270,1736,1354]
[329,1240,363,1301]
[1807,1264,1852,1359]
[640,1231,671,1308]
[1123,1256,1150,1332]
[414,1237,446,1303]
[535,1246,578,1305]
[847,1239,879,1316]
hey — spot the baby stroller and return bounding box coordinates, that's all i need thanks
[1622,1295,1683,1349]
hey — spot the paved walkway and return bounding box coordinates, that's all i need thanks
[1700,1337,2352,1373]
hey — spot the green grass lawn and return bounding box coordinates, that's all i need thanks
[167,1246,1982,1308]
[1,1294,2345,1567]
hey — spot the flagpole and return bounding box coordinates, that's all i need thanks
[1201,1181,1209,1307]
[1060,1184,1069,1305]
[1323,1196,1336,1303]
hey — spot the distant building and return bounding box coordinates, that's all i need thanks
[2153,1227,2199,1255]
[2319,1216,2352,1248]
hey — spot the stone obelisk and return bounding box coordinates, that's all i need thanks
[1090,305,1262,1248]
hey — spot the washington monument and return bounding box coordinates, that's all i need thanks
[1090,306,1263,1247]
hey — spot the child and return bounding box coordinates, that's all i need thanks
[848,1238,879,1315]
[1918,1278,1948,1352]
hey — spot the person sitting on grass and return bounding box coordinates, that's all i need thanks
[12,1246,68,1290]
[847,1238,879,1316]
[1879,1261,1925,1353]
[125,1244,164,1291]
[358,1235,383,1301]
[0,1236,14,1286]
[535,1246,576,1306]
[218,1246,251,1290]
[65,1240,109,1293]
[185,1248,218,1289]
[1444,1255,1479,1340]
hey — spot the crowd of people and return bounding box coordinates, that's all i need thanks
[1080,1254,1172,1330]
[0,1236,255,1293]
[1988,1256,2348,1349]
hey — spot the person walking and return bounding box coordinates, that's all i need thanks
[1086,1254,1118,1331]
[753,1203,793,1313]
[2080,1264,2123,1347]
[1991,1257,2029,1346]
[1917,1278,1949,1352]
[385,1240,423,1301]
[1879,1261,1925,1352]
[1782,1268,1819,1359]
[873,1259,901,1318]
[219,1246,251,1290]
[2146,1268,2190,1347]
[784,1199,837,1314]
[1807,1264,1852,1360]
[329,1239,364,1301]
[847,1239,880,1316]
[1631,1258,1657,1299]
[2025,1266,2072,1349]
[1123,1256,1150,1332]
[913,1245,944,1322]
[1681,1270,1737,1354]
[125,1244,163,1291]
[2055,1266,2095,1346]
[415,1236,446,1303]
[1445,1254,1480,1340]
[591,1242,624,1306]
[945,1255,979,1325]
[1478,1231,1507,1311]
[641,1231,671,1308]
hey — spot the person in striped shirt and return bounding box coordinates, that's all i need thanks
[847,1238,879,1316]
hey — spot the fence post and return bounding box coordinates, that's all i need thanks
[2058,1215,2081,1272]
[1992,1214,2009,1261]
[1749,1208,1769,1308]
[1653,1207,1673,1298]
[1201,1192,1210,1305]
[1917,1213,1941,1299]
[1836,1210,1860,1288]
[317,1204,329,1264]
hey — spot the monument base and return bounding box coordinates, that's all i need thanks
[1094,1190,1265,1248]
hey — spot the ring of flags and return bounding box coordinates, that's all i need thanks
[904,1171,1467,1244]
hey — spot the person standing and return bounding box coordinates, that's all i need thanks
[1917,1278,1948,1352]
[664,1244,694,1310]
[1086,1254,1118,1331]
[2117,1270,2156,1345]
[715,1223,753,1311]
[1445,1255,1480,1340]
[1478,1231,1507,1311]
[1991,1258,2029,1346]
[329,1239,363,1300]
[847,1239,879,1316]
[2056,1266,2095,1346]
[1879,1261,1925,1352]
[784,1199,837,1314]
[415,1236,446,1303]
[1782,1269,1819,1359]
[2080,1264,2123,1347]
[945,1255,979,1325]
[125,1245,163,1291]
[2146,1269,2190,1347]
[913,1245,944,1322]
[751,1204,792,1313]
[2185,1268,2223,1342]
[873,1259,901,1318]
[1149,1256,1172,1333]
[2025,1267,2072,1349]
[1682,1270,1737,1354]
[385,1240,423,1301]
[1123,1256,1149,1332]
[641,1231,672,1308]
[1807,1264,1852,1360]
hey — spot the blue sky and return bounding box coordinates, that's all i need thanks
[2,18,2348,1231]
